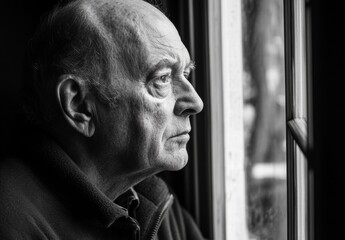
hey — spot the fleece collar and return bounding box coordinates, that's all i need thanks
[23,127,173,234]
[24,128,131,228]
[134,176,174,239]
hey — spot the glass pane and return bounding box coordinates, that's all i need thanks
[242,0,287,239]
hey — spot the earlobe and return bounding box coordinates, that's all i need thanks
[56,75,95,137]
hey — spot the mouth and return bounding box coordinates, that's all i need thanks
[170,131,191,142]
[174,128,191,137]
[176,130,190,136]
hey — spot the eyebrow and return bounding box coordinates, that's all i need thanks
[146,59,196,82]
[186,60,196,71]
[149,59,196,75]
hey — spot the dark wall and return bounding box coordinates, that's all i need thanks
[310,1,345,239]
[0,1,56,152]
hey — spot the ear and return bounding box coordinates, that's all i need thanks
[56,75,95,137]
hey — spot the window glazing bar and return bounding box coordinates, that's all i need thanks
[288,118,307,156]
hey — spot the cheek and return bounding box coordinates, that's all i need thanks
[105,106,132,151]
[140,94,171,133]
[128,96,169,159]
[127,87,177,167]
[142,101,169,146]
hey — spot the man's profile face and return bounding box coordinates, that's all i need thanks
[95,4,203,175]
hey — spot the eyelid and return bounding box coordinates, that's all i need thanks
[147,70,172,98]
[182,67,194,79]
[154,74,172,85]
[147,61,195,82]
[148,67,172,80]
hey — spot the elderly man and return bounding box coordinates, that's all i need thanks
[0,0,204,239]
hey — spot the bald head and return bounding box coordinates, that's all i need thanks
[84,0,184,80]
[83,0,157,79]
[27,0,177,123]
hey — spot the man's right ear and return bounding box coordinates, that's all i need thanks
[56,75,95,137]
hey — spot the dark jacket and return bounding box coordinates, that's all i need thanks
[0,129,204,240]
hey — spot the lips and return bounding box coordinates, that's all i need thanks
[170,131,190,142]
[175,130,190,137]
[173,127,191,137]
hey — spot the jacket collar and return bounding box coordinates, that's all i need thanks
[115,187,140,219]
[24,127,130,228]
[134,176,174,240]
[23,126,173,234]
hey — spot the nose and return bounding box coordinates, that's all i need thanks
[174,79,204,117]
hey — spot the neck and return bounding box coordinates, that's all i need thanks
[52,127,159,201]
[79,159,160,200]
[96,168,159,200]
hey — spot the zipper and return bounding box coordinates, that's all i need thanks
[148,194,174,240]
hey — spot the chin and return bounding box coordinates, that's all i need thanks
[159,149,189,171]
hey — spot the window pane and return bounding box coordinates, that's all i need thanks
[242,0,287,239]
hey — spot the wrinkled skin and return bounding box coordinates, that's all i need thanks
[83,0,203,198]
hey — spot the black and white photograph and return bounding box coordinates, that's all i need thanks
[1,0,344,239]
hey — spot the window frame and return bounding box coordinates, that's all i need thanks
[284,0,312,240]
[192,0,343,239]
[207,0,247,239]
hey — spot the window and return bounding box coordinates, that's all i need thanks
[163,0,344,240]
[208,0,287,239]
[242,0,287,239]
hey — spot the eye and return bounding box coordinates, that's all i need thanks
[152,72,172,89]
[155,74,172,85]
[147,71,172,98]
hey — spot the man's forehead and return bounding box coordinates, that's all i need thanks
[91,0,167,20]
[87,0,190,77]
[122,2,190,74]
[89,0,181,50]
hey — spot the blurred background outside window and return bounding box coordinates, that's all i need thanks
[242,0,287,239]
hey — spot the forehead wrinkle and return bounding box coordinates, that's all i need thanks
[83,0,191,82]
[83,0,151,81]
[149,54,192,75]
[148,37,190,66]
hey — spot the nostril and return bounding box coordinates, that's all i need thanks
[181,108,197,117]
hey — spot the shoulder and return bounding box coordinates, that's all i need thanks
[0,156,39,203]
[0,157,53,240]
